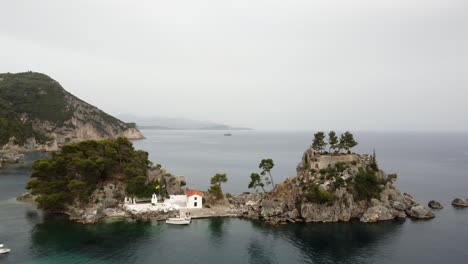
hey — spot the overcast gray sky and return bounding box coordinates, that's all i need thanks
[1,0,467,130]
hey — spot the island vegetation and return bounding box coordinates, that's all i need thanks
[26,138,155,211]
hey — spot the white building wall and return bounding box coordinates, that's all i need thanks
[165,195,188,207]
[187,195,202,208]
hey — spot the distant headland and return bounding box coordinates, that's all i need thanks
[117,113,253,131]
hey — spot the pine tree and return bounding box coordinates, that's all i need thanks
[312,132,327,153]
[328,131,339,153]
[259,159,275,188]
[370,148,379,171]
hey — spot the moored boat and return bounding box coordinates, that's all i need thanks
[166,216,191,225]
[0,244,10,254]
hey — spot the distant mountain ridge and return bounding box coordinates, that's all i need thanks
[118,114,252,130]
[0,72,144,151]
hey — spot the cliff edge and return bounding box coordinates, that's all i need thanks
[0,72,144,155]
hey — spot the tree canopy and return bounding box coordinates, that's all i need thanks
[328,131,339,152]
[26,137,153,211]
[311,131,358,154]
[339,131,358,152]
[311,132,327,153]
[259,158,275,187]
[208,173,228,200]
[248,173,266,192]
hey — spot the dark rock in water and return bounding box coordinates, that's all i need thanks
[451,198,468,207]
[428,200,443,209]
[406,205,435,219]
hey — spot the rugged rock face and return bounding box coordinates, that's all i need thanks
[0,72,144,153]
[66,183,127,224]
[235,148,434,224]
[0,138,25,168]
[147,167,187,195]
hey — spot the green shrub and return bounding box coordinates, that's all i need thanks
[331,177,345,190]
[303,184,336,204]
[208,184,224,200]
[352,168,383,201]
[334,162,347,173]
[387,173,397,182]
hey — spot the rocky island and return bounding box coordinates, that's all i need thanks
[21,131,435,225]
[0,72,143,168]
[232,149,434,224]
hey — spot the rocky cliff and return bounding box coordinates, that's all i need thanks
[0,72,144,154]
[65,171,187,224]
[232,148,434,224]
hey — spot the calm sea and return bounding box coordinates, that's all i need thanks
[1,130,468,264]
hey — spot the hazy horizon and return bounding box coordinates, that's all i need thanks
[1,0,468,131]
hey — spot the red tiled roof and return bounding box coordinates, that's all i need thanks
[186,189,203,197]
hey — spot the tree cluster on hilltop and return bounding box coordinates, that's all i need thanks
[26,138,155,211]
[312,131,358,153]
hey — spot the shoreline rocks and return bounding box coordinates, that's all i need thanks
[451,198,468,207]
[428,200,443,209]
[0,148,25,169]
[16,192,37,204]
[406,205,435,219]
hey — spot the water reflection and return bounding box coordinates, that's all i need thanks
[248,237,277,264]
[30,216,153,261]
[25,209,40,221]
[208,218,225,243]
[249,219,404,264]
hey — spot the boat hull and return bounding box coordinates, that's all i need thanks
[165,217,191,225]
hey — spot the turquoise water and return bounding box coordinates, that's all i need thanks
[1,131,468,263]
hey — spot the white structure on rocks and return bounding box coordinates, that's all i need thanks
[122,189,203,214]
[164,195,188,207]
[124,197,136,204]
[186,189,203,208]
[151,194,158,204]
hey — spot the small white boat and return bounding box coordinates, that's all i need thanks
[166,216,191,225]
[0,244,10,254]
